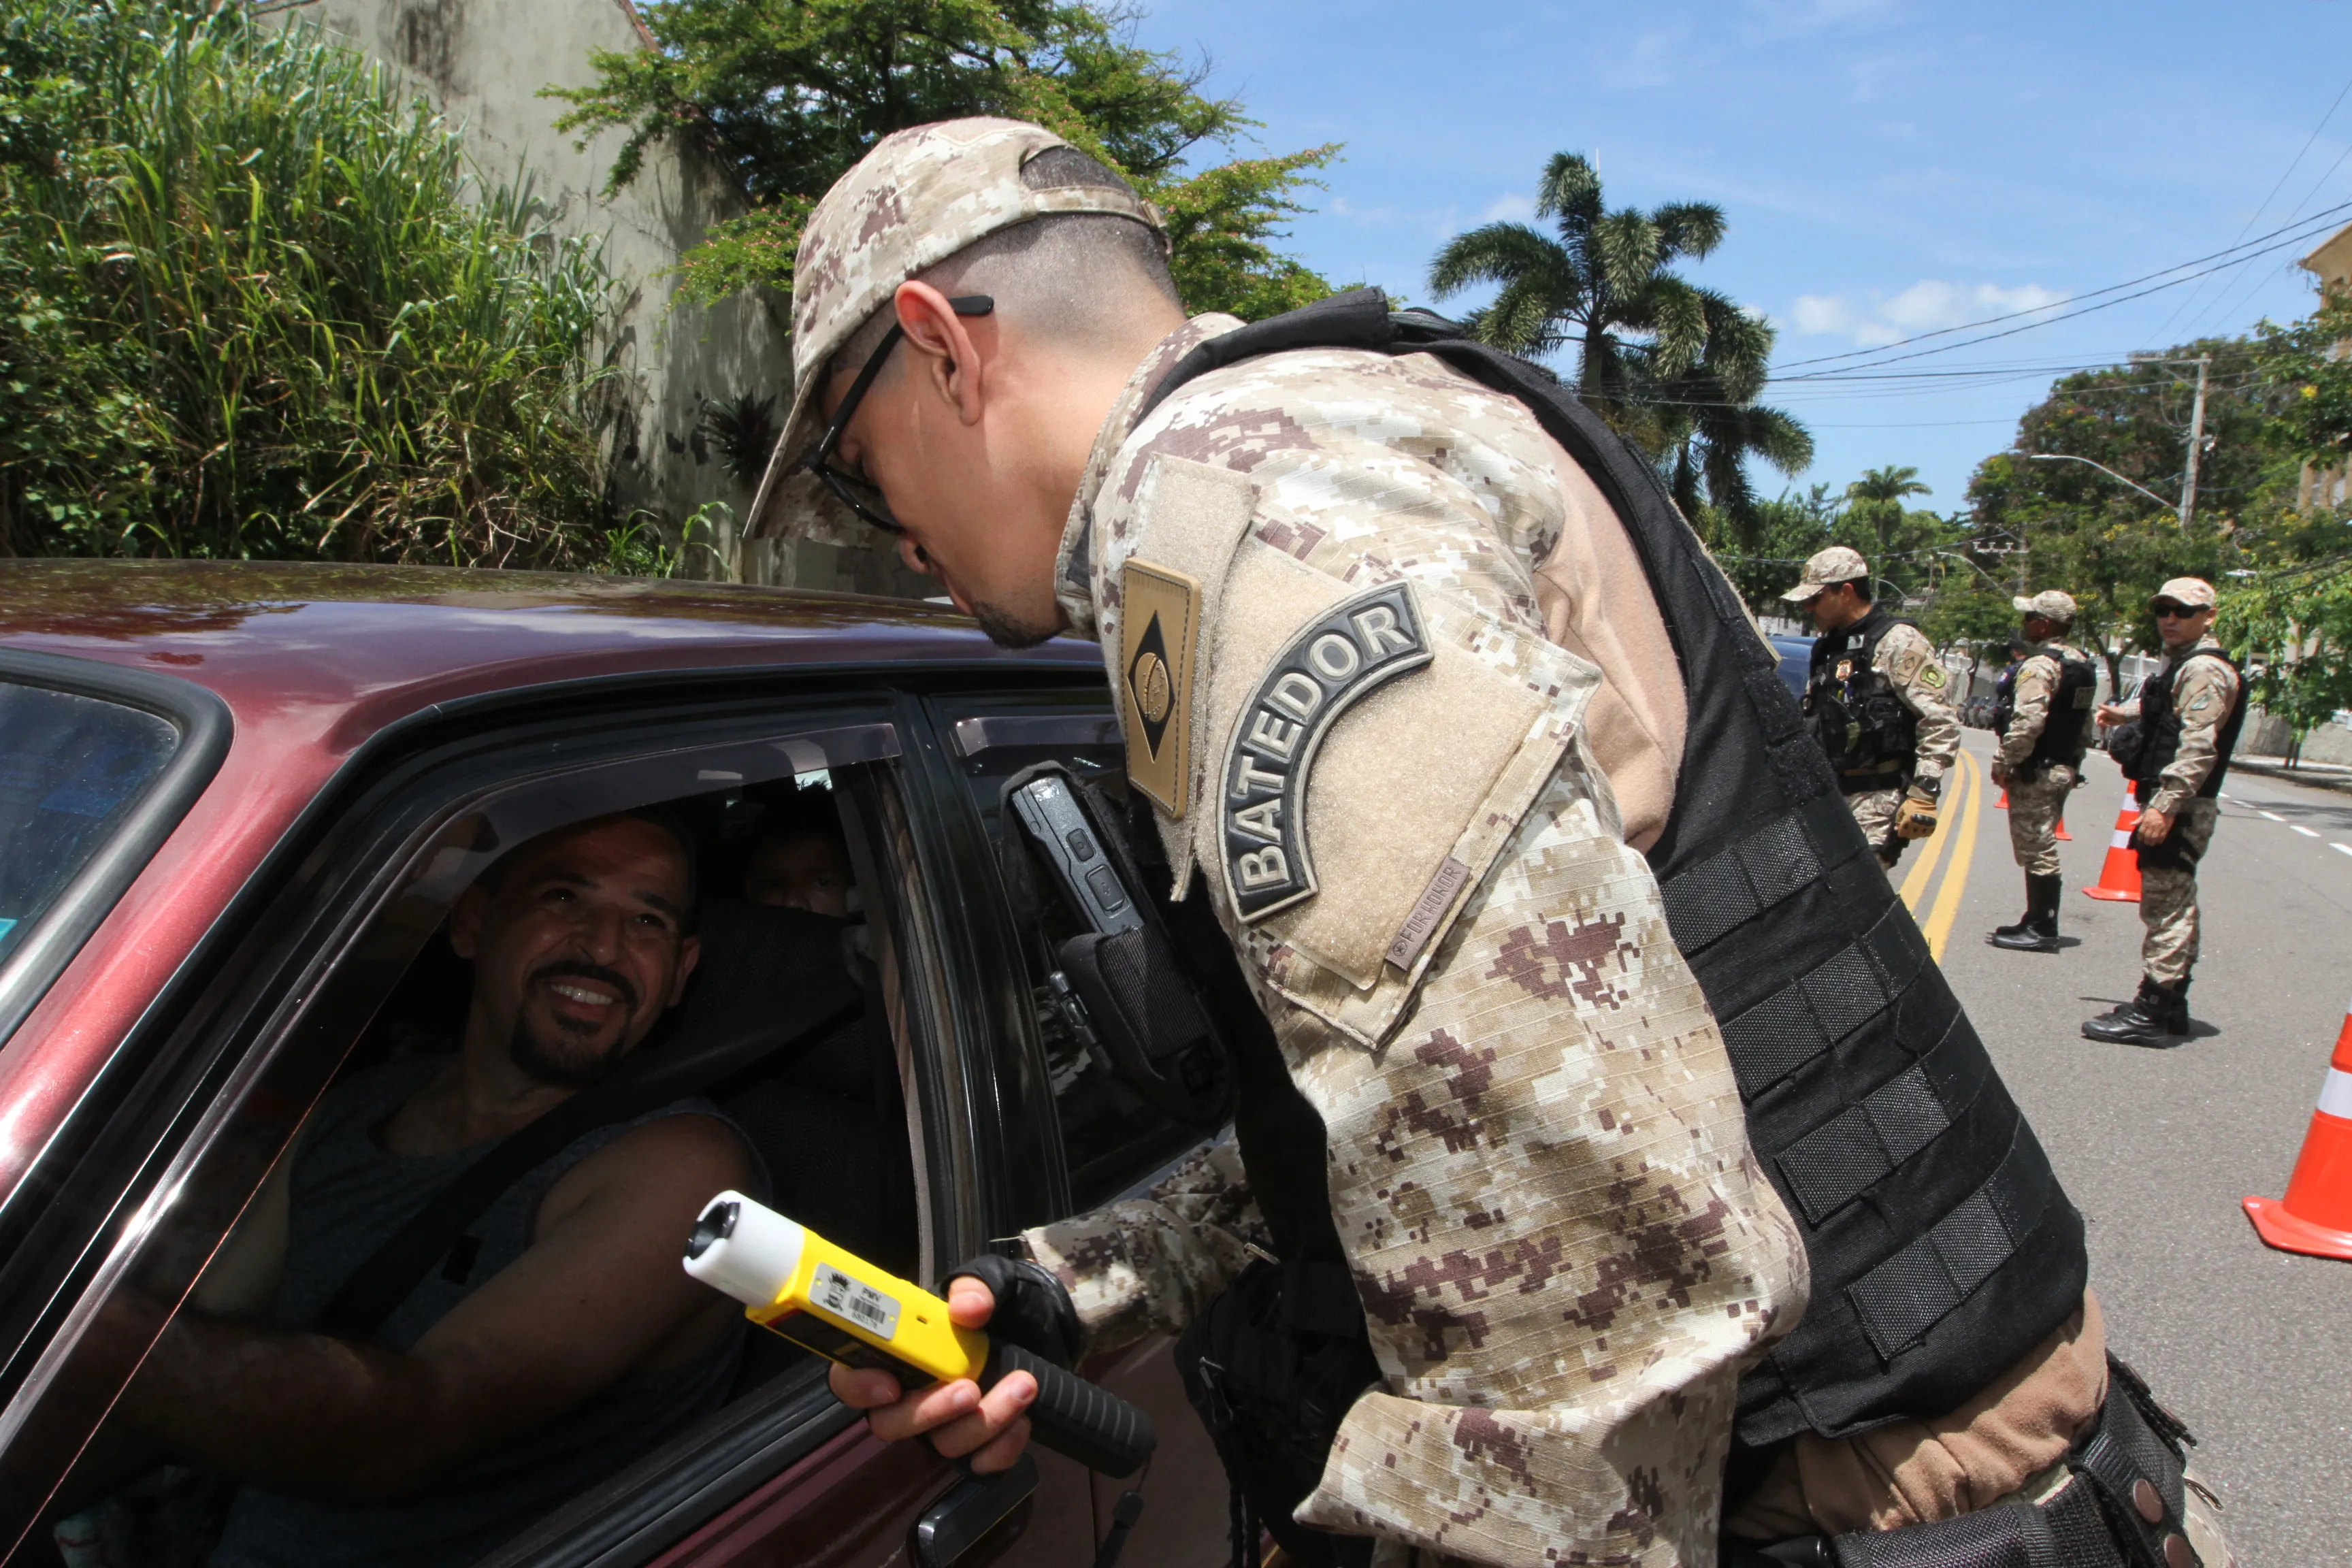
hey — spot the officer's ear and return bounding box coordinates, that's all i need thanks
[895,280,990,428]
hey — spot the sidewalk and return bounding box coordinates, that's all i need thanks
[2229,754,2352,796]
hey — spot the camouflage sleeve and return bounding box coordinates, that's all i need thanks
[1022,1141,1264,1353]
[1999,654,2057,765]
[1877,625,1959,790]
[1285,757,1807,1568]
[2147,655,2242,816]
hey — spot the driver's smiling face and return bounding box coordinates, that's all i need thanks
[454,817,700,1087]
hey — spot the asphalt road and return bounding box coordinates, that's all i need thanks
[1909,731,2352,1567]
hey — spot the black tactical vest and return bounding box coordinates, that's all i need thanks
[1137,290,2087,1452]
[1804,608,1923,786]
[2131,649,2248,798]
[1991,647,2098,774]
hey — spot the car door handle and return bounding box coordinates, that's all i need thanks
[912,1453,1039,1568]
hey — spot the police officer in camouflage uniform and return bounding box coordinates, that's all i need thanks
[1782,546,1959,871]
[1987,591,2099,954]
[747,118,2232,1568]
[2084,578,2247,1045]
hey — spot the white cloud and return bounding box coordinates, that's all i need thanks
[1481,193,1535,223]
[1780,280,2069,346]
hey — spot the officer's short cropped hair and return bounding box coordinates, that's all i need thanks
[826,147,1180,386]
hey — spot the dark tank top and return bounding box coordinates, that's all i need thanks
[209,1055,755,1568]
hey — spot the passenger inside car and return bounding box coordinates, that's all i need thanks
[739,786,855,918]
[86,811,761,1568]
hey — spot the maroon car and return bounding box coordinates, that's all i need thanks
[0,561,1227,1568]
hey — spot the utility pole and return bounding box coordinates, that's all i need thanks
[2178,355,2210,532]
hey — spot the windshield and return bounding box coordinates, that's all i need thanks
[0,681,180,964]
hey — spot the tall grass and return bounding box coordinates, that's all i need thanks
[0,0,621,566]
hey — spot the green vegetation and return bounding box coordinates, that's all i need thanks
[0,0,622,565]
[1424,150,1810,539]
[546,0,1337,318]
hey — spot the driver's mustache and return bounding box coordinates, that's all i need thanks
[529,959,639,1013]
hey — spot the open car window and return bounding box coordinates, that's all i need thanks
[928,693,1207,1216]
[0,704,963,1568]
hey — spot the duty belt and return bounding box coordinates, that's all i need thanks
[1725,1358,2203,1568]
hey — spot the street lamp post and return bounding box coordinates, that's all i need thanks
[2025,452,2178,514]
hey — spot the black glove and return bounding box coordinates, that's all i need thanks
[944,1254,1083,1369]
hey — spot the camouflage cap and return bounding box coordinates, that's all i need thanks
[1781,544,1871,601]
[2012,589,2078,623]
[747,117,1166,539]
[2153,576,2217,610]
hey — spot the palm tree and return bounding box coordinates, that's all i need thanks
[1844,466,1931,565]
[1427,152,1721,425]
[1426,150,1811,537]
[1649,289,1814,542]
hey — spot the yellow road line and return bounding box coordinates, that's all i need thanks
[1897,751,1963,913]
[1920,749,1982,960]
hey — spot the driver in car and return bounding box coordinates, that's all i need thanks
[99,811,759,1568]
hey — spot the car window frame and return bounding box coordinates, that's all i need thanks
[0,676,957,1560]
[0,648,232,1051]
[911,683,1214,1227]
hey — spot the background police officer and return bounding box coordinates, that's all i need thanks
[2085,577,2247,1045]
[1987,591,2099,953]
[1782,546,1959,870]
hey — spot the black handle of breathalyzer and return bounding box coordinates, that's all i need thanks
[985,1341,1156,1478]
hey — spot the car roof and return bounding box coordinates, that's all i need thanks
[0,560,1096,737]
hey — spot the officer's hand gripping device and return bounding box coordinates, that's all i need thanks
[683,1192,1156,1477]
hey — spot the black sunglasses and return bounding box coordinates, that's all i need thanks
[802,295,995,536]
[2151,601,2201,618]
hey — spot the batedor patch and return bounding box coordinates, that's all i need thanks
[1121,559,1200,817]
[1222,581,1431,921]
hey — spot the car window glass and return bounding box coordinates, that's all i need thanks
[0,682,178,964]
[932,695,1204,1214]
[3,720,941,1568]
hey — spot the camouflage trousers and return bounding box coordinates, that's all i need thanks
[1846,785,1908,867]
[2140,798,2221,985]
[2004,765,2077,877]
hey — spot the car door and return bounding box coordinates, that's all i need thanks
[917,687,1232,1568]
[0,680,1094,1568]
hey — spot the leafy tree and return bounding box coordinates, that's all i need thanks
[1,0,620,563]
[1962,340,2286,691]
[2220,565,2352,765]
[1424,150,1808,536]
[1710,483,1834,612]
[545,0,1337,317]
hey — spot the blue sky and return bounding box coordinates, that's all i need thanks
[1129,0,2352,514]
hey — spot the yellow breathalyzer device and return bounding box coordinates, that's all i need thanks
[683,1191,1154,1477]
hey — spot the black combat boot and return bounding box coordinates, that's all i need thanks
[1988,873,2061,952]
[1989,877,2036,942]
[2082,977,2187,1046]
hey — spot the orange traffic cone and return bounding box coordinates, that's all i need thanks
[1995,789,2009,809]
[2080,784,2142,902]
[2244,996,2352,1260]
[2055,813,2072,842]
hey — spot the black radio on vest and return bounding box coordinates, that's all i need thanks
[1074,289,2205,1568]
[1802,608,1923,787]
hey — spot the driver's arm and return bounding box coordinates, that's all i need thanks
[114,1112,753,1499]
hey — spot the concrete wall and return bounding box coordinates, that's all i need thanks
[291,0,851,583]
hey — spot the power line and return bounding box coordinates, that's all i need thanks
[2151,67,2352,342]
[1769,200,2352,378]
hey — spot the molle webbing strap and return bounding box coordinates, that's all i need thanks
[1716,902,1931,1101]
[1660,794,1862,955]
[1846,1127,2061,1362]
[1776,1012,1993,1225]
